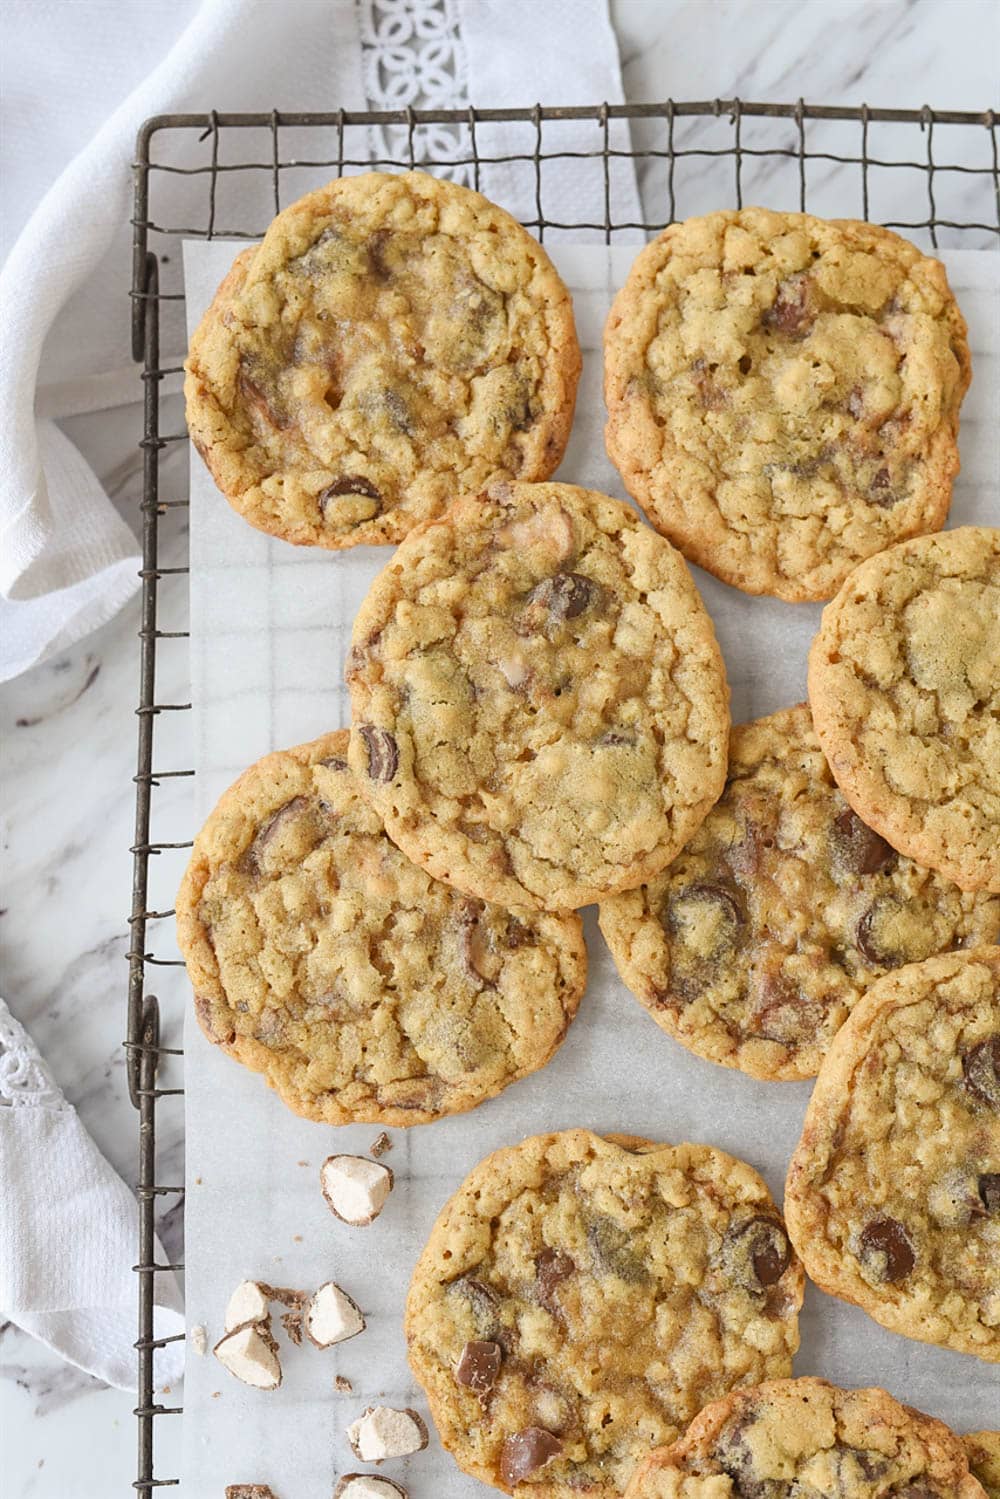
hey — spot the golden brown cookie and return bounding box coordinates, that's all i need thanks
[176,732,586,1125]
[624,1377,987,1499]
[405,1129,803,1498]
[808,526,1000,894]
[785,947,1000,1362]
[598,704,999,1081]
[965,1432,1000,1499]
[346,480,730,911]
[604,208,970,601]
[185,171,580,548]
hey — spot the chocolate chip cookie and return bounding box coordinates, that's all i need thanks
[405,1129,803,1497]
[623,1377,987,1499]
[185,171,580,548]
[604,208,970,602]
[598,704,999,1081]
[346,480,730,912]
[965,1433,1000,1499]
[176,732,586,1125]
[809,527,1000,894]
[785,947,1000,1362]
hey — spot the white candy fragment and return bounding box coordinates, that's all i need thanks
[224,1279,271,1331]
[334,1477,407,1499]
[347,1406,428,1462]
[213,1322,282,1390]
[306,1281,365,1349]
[189,1324,208,1356]
[321,1154,394,1226]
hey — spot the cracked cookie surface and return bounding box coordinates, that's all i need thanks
[808,527,1000,894]
[604,208,970,601]
[176,731,586,1125]
[406,1130,803,1499]
[346,480,730,911]
[598,704,999,1081]
[185,171,580,548]
[785,947,1000,1362]
[965,1433,1000,1499]
[624,1377,987,1499]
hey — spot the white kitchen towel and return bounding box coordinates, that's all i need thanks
[0,998,185,1392]
[0,0,637,684]
[0,0,367,682]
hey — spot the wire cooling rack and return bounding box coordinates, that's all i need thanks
[126,99,1000,1494]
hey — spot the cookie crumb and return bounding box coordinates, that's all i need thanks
[189,1324,208,1357]
[370,1132,392,1158]
[280,1311,304,1346]
[335,1374,354,1393]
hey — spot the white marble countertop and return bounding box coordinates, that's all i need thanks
[2,2,996,1494]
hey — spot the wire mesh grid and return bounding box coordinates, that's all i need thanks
[126,98,999,1493]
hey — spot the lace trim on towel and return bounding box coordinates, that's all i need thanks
[358,0,473,184]
[0,999,67,1109]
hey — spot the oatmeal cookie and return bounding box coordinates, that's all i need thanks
[346,480,730,911]
[808,527,1000,893]
[965,1432,1000,1499]
[405,1129,803,1498]
[176,731,586,1125]
[785,947,1000,1361]
[624,1377,987,1499]
[185,171,580,548]
[604,208,970,601]
[598,704,999,1081]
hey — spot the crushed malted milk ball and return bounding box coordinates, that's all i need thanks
[321,1155,394,1226]
[306,1281,365,1349]
[213,1323,282,1390]
[346,1405,428,1462]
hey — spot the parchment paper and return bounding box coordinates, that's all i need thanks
[181,238,999,1499]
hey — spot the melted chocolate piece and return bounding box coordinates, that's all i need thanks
[457,901,493,988]
[526,572,597,625]
[359,725,399,783]
[666,883,744,952]
[319,476,383,517]
[978,1173,1000,1214]
[366,227,393,280]
[869,468,901,509]
[506,918,534,949]
[535,1249,575,1312]
[763,273,815,338]
[454,1340,502,1398]
[855,896,909,967]
[858,1216,915,1283]
[243,796,314,873]
[726,1215,792,1289]
[832,807,897,876]
[500,1428,562,1485]
[963,1036,1000,1109]
[238,367,292,430]
[451,1276,501,1332]
[586,1217,647,1284]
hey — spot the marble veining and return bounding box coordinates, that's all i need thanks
[1,3,996,1494]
